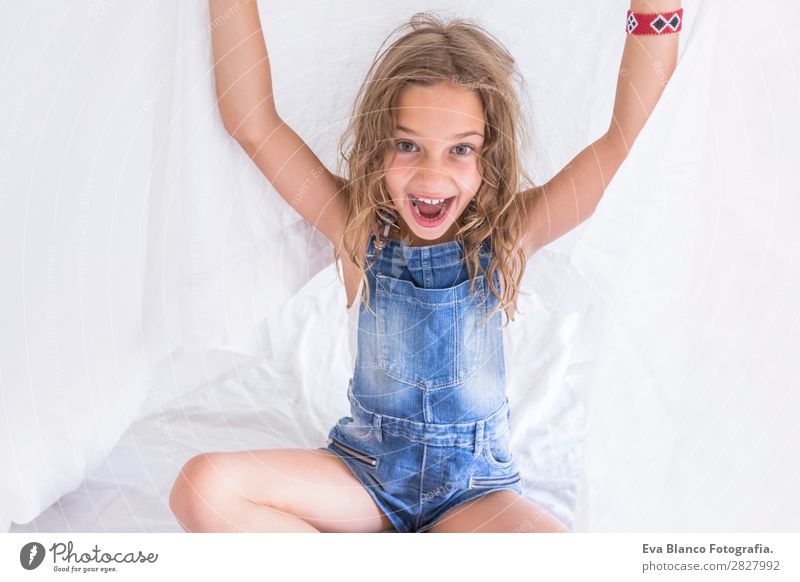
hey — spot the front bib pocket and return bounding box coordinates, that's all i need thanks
[375,274,487,389]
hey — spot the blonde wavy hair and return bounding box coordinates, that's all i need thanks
[334,11,536,325]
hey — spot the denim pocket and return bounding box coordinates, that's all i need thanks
[335,416,374,441]
[375,274,487,389]
[482,433,515,469]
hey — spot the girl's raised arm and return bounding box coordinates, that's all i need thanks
[518,0,681,261]
[209,0,349,250]
[605,0,680,152]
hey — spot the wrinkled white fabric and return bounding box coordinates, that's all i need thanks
[4,0,799,533]
[572,0,800,530]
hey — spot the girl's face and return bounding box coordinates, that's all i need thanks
[383,82,485,245]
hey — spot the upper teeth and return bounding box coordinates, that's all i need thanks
[412,195,446,205]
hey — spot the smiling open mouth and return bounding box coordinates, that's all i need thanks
[408,194,455,226]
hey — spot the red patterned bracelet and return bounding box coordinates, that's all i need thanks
[625,8,683,35]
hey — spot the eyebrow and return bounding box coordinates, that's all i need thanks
[395,125,484,140]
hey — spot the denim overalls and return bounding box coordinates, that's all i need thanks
[319,229,523,533]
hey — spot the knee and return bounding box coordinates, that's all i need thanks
[169,453,228,531]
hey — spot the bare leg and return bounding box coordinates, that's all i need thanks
[424,490,570,533]
[172,491,320,533]
[169,448,394,533]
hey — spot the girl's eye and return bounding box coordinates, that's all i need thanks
[394,140,475,156]
[396,140,417,153]
[453,144,475,157]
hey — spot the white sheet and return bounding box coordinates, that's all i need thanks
[9,249,589,532]
[4,0,800,533]
[572,0,800,530]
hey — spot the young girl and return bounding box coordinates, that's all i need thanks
[169,0,681,533]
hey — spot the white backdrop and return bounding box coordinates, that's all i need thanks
[1,0,798,533]
[573,1,800,530]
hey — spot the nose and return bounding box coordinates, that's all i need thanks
[412,155,450,191]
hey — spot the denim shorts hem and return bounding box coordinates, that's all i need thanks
[319,445,407,533]
[416,485,524,533]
